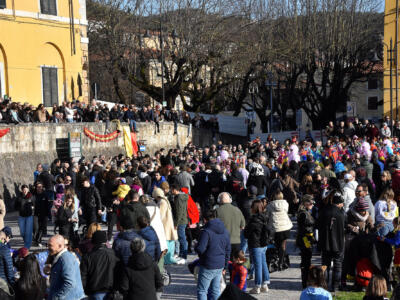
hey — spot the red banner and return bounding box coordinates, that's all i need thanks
[130,131,138,156]
[0,128,10,138]
[83,127,120,142]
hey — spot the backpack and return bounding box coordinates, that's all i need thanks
[356,258,374,287]
[231,180,244,194]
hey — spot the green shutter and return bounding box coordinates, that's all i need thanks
[50,68,59,106]
[0,0,6,9]
[48,0,57,15]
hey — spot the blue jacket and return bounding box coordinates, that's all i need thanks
[195,218,231,270]
[138,226,161,262]
[113,230,141,265]
[48,250,84,300]
[0,243,14,285]
[300,287,332,300]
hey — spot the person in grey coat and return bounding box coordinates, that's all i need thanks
[175,164,195,194]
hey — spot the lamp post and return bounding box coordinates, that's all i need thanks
[266,72,277,133]
[382,38,395,133]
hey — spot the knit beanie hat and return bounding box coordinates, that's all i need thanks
[91,231,107,245]
[120,216,135,230]
[355,198,369,212]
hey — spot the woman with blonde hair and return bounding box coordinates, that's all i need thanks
[364,275,388,300]
[375,188,397,237]
[267,191,293,271]
[79,222,101,254]
[56,194,78,238]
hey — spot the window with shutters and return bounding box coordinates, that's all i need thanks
[42,67,59,107]
[0,0,6,9]
[40,0,57,16]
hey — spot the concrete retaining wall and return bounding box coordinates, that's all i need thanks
[0,122,242,208]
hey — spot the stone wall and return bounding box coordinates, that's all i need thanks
[0,122,244,208]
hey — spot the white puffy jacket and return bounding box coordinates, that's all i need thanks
[267,199,293,233]
[343,180,358,212]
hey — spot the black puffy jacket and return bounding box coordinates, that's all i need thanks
[296,208,315,247]
[119,252,163,300]
[80,245,119,295]
[244,213,273,248]
[81,185,102,211]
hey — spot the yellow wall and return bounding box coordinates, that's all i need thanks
[384,0,400,119]
[0,0,88,107]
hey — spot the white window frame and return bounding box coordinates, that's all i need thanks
[38,0,58,16]
[0,62,5,98]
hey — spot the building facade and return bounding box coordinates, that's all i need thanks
[384,0,400,119]
[0,0,89,106]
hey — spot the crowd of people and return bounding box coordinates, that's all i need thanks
[0,97,220,135]
[5,117,400,299]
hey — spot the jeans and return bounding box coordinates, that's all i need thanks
[88,293,107,300]
[250,246,270,287]
[240,231,248,253]
[165,240,177,264]
[197,266,223,300]
[322,250,343,290]
[18,216,33,249]
[177,224,188,259]
[377,221,394,237]
[173,121,178,134]
[129,119,137,132]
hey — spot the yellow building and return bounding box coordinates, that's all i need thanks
[0,0,89,107]
[384,0,400,119]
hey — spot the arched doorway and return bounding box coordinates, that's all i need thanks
[0,44,8,98]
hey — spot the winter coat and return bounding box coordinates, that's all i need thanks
[266,199,293,233]
[144,201,168,252]
[318,204,345,253]
[15,193,34,217]
[56,206,74,235]
[296,208,315,248]
[175,171,195,194]
[80,185,102,211]
[343,181,358,212]
[48,249,85,300]
[112,184,130,200]
[239,194,257,224]
[119,252,163,300]
[0,243,14,285]
[392,170,400,193]
[0,199,4,232]
[216,203,246,244]
[113,230,142,265]
[80,245,119,295]
[38,171,55,191]
[138,226,162,261]
[244,213,273,249]
[119,201,150,230]
[361,160,374,180]
[349,196,375,224]
[281,176,299,205]
[172,193,188,226]
[346,209,374,235]
[375,199,397,224]
[153,188,178,241]
[138,172,152,195]
[33,192,49,218]
[300,287,332,300]
[195,218,231,270]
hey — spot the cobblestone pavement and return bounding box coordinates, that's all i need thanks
[5,212,311,300]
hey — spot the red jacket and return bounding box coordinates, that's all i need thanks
[181,187,200,225]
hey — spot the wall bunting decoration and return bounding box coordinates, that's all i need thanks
[83,127,120,142]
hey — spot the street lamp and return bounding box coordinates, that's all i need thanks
[381,38,396,132]
[266,72,277,133]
